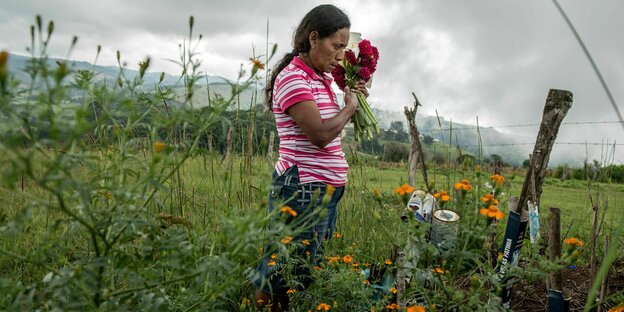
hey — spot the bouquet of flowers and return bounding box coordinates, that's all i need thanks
[332,39,379,141]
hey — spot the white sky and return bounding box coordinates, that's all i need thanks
[1,0,623,164]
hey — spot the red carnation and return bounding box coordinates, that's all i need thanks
[331,64,346,90]
[357,66,372,82]
[358,39,374,58]
[345,50,357,65]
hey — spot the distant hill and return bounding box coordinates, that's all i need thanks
[6,53,528,165]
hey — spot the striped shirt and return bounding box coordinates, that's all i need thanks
[272,56,349,186]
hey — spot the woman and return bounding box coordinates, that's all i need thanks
[251,4,368,311]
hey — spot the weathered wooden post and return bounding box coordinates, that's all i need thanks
[497,89,573,308]
[547,207,570,311]
[404,92,430,191]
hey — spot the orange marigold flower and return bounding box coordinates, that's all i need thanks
[271,253,277,259]
[363,279,370,285]
[342,255,353,263]
[385,259,393,265]
[306,251,311,256]
[268,260,277,266]
[302,240,310,246]
[490,174,505,185]
[280,206,298,217]
[316,303,331,311]
[432,267,445,274]
[334,232,342,239]
[455,179,472,191]
[390,287,398,294]
[249,57,265,70]
[328,256,340,264]
[352,262,359,268]
[0,51,8,67]
[281,236,292,244]
[563,237,585,247]
[407,306,427,312]
[287,289,296,295]
[608,305,624,312]
[386,303,400,310]
[372,187,381,198]
[154,141,166,153]
[394,184,414,196]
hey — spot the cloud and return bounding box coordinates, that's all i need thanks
[1,0,623,164]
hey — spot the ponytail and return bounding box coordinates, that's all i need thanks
[265,51,298,111]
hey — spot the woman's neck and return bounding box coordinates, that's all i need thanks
[299,54,322,77]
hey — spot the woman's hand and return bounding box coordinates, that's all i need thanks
[343,86,359,114]
[354,79,369,98]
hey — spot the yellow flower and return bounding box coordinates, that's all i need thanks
[342,255,353,263]
[334,232,342,239]
[390,287,398,294]
[302,240,310,246]
[268,260,276,266]
[281,236,292,244]
[326,185,336,196]
[154,141,166,153]
[352,262,359,268]
[271,253,277,259]
[280,206,298,217]
[386,303,400,310]
[385,259,393,265]
[407,306,427,312]
[432,267,445,274]
[563,237,585,247]
[316,303,331,311]
[249,57,265,70]
[287,289,296,295]
[327,256,340,264]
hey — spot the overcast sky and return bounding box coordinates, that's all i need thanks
[1,0,623,164]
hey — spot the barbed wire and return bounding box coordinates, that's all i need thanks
[415,120,623,132]
[455,142,623,148]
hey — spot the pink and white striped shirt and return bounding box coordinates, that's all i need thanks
[272,56,349,186]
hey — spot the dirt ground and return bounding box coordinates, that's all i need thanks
[510,262,624,311]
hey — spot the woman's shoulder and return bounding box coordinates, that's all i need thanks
[276,65,312,86]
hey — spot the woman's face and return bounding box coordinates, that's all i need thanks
[309,27,350,73]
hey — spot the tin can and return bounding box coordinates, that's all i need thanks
[430,209,460,251]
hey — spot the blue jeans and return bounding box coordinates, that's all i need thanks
[251,166,345,295]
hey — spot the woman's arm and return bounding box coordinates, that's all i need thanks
[287,87,359,148]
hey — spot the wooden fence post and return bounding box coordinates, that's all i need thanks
[517,89,573,212]
[549,207,563,291]
[404,92,429,191]
[497,89,573,308]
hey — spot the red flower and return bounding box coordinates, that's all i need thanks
[345,50,357,65]
[331,64,346,90]
[357,66,371,82]
[358,39,374,58]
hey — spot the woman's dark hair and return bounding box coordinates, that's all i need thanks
[265,4,350,110]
